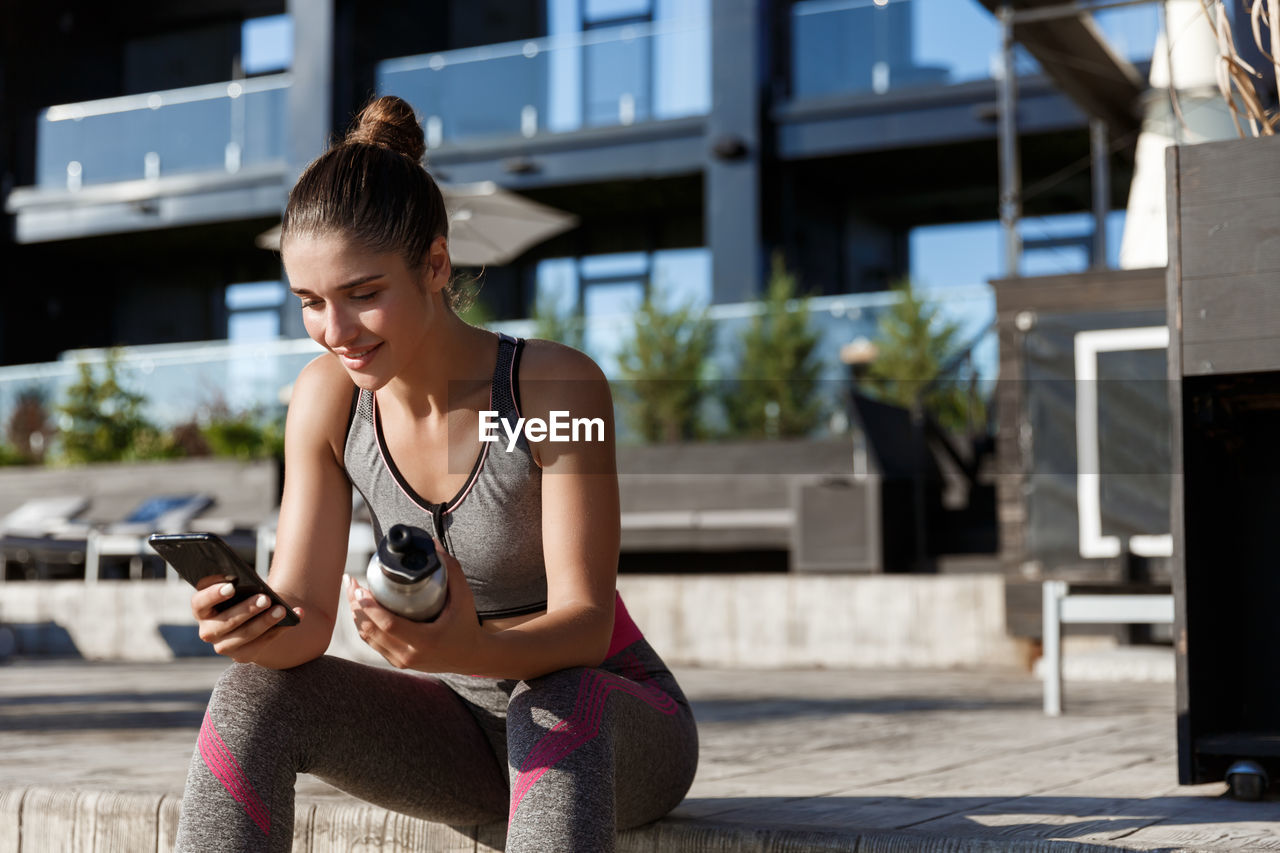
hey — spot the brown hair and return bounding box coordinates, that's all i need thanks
[280,96,470,308]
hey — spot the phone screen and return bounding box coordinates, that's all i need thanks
[148,533,299,627]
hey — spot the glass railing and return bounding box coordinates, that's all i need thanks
[572,285,995,396]
[0,286,993,441]
[0,338,322,435]
[790,0,1157,100]
[377,18,710,147]
[37,74,290,189]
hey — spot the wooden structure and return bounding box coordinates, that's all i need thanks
[992,267,1168,640]
[992,267,1166,576]
[1167,135,1280,790]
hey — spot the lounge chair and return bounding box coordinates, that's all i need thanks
[85,493,215,582]
[0,496,91,580]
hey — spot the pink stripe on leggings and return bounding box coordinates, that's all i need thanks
[508,658,677,823]
[198,711,271,836]
[605,592,645,659]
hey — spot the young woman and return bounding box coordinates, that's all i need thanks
[175,96,698,852]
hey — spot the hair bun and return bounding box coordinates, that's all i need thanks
[345,95,426,164]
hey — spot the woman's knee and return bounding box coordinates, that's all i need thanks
[516,666,589,693]
[207,656,335,721]
[507,667,589,716]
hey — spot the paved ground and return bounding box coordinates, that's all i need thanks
[2,658,1278,851]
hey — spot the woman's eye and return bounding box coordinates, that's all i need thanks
[300,299,321,309]
[351,290,377,302]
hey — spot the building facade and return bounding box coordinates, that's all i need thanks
[0,0,1161,385]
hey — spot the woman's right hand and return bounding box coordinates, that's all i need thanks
[191,575,298,661]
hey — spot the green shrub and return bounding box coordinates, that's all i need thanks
[721,254,825,438]
[56,352,170,464]
[0,442,27,466]
[201,413,284,460]
[615,289,715,443]
[861,281,985,433]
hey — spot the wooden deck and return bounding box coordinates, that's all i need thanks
[1,659,1277,851]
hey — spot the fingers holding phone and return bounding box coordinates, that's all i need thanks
[191,574,294,658]
[150,532,302,661]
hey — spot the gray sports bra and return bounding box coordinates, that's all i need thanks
[343,333,547,620]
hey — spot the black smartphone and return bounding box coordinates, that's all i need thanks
[148,532,299,627]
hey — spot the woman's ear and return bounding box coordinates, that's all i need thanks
[423,235,452,293]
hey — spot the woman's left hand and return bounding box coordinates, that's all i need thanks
[347,543,485,673]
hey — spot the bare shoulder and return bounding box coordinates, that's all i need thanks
[288,354,358,456]
[518,339,615,469]
[519,338,607,385]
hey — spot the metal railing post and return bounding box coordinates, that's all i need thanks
[997,4,1022,277]
[1043,580,1067,715]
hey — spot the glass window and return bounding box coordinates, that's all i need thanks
[584,36,650,125]
[580,252,648,279]
[581,254,648,323]
[226,281,286,341]
[534,249,712,368]
[652,248,711,311]
[790,0,1030,99]
[910,221,1001,289]
[228,311,280,342]
[909,211,1128,286]
[584,280,646,316]
[242,15,293,75]
[583,280,645,370]
[585,0,653,25]
[534,258,579,317]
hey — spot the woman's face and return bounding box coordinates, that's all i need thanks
[283,232,448,390]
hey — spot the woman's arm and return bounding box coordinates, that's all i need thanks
[348,341,620,680]
[190,354,355,669]
[474,341,620,675]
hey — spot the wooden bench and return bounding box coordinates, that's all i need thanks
[615,438,856,559]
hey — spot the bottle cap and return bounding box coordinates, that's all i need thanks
[376,524,440,585]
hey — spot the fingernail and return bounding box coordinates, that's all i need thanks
[271,606,285,619]
[220,583,234,596]
[358,589,371,603]
[256,595,269,608]
[224,574,237,581]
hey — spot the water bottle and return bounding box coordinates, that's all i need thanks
[364,524,447,621]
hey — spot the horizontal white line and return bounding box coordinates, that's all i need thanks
[44,74,291,121]
[621,509,794,530]
[1059,595,1174,624]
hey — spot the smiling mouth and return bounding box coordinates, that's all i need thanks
[337,344,381,366]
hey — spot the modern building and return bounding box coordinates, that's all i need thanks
[8,0,1273,589]
[1,0,1166,376]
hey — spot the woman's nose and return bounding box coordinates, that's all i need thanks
[324,306,358,349]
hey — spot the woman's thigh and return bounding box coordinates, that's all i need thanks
[504,645,698,830]
[204,655,510,824]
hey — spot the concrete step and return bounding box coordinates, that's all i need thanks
[0,574,1030,670]
[3,784,1189,853]
[5,661,1262,853]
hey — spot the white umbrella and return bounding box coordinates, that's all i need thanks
[255,181,578,267]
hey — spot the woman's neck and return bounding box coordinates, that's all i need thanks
[378,312,496,421]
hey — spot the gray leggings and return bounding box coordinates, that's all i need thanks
[174,640,698,852]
